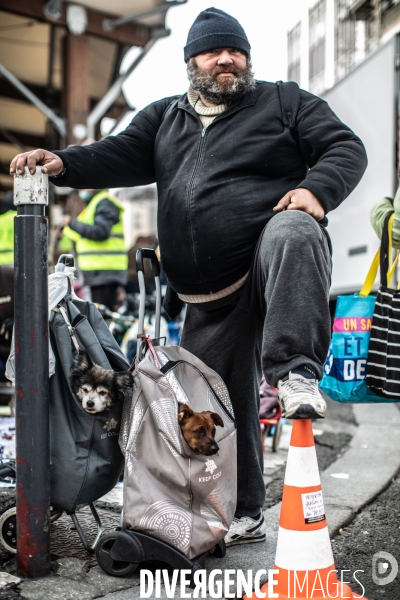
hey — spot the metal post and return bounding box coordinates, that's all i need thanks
[13,166,51,578]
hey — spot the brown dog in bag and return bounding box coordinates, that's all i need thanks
[119,249,237,560]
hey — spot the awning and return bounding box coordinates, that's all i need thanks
[0,0,181,189]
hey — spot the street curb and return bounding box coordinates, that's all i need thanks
[322,403,400,536]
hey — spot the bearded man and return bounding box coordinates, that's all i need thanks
[10,8,367,546]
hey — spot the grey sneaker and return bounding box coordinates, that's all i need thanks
[277,372,326,419]
[225,513,266,547]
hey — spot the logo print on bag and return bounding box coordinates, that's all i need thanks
[103,418,118,432]
[333,317,372,332]
[199,459,222,483]
[205,459,217,475]
[324,348,333,375]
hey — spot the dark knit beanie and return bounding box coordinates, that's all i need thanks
[184,7,251,62]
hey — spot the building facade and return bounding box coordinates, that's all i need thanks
[288,0,400,93]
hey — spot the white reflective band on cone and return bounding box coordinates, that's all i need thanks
[275,527,334,571]
[284,446,321,488]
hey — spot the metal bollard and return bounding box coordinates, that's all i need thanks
[13,166,51,578]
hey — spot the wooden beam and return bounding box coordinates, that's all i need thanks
[102,103,129,120]
[0,78,61,106]
[0,162,14,188]
[63,33,89,145]
[0,0,151,46]
[0,161,11,174]
[0,78,128,116]
[0,129,46,149]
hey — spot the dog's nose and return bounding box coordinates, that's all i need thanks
[86,400,95,408]
[209,443,219,454]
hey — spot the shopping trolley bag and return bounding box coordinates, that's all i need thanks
[48,258,130,512]
[119,249,237,559]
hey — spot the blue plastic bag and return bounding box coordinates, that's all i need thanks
[321,213,400,403]
[319,294,389,403]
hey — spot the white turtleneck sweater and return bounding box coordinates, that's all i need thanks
[187,87,226,129]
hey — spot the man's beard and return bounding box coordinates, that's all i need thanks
[187,57,255,105]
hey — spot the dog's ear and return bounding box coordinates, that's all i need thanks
[210,412,224,428]
[114,371,134,391]
[74,349,93,373]
[178,404,194,425]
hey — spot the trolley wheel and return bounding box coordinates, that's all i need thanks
[213,538,226,558]
[0,507,16,554]
[96,532,137,577]
[271,420,282,453]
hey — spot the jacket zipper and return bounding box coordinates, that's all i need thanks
[186,126,208,290]
[179,103,255,292]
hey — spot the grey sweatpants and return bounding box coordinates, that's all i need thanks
[180,211,332,516]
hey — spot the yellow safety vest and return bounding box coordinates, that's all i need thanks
[58,234,73,253]
[0,210,16,266]
[63,191,127,271]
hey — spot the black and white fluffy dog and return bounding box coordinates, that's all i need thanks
[70,349,133,414]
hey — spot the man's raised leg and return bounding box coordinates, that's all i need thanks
[258,210,332,418]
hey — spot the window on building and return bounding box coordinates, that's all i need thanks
[309,0,326,94]
[288,23,301,83]
[335,2,356,81]
[335,0,374,83]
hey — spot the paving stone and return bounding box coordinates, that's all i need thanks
[263,468,278,476]
[19,576,98,600]
[52,557,90,580]
[84,565,139,594]
[99,583,186,600]
[0,571,20,587]
[0,588,21,600]
[2,556,17,575]
[99,589,141,600]
[50,507,120,563]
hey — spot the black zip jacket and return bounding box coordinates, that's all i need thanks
[51,81,367,296]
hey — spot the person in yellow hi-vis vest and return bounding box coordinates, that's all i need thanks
[0,192,16,266]
[62,189,127,310]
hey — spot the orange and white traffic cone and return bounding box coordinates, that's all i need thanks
[244,420,367,599]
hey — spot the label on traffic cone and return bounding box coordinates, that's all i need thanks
[244,420,367,599]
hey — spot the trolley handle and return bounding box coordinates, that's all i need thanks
[55,254,74,271]
[135,248,162,362]
[136,248,160,277]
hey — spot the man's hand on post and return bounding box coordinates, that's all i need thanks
[10,149,64,177]
[273,188,325,221]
